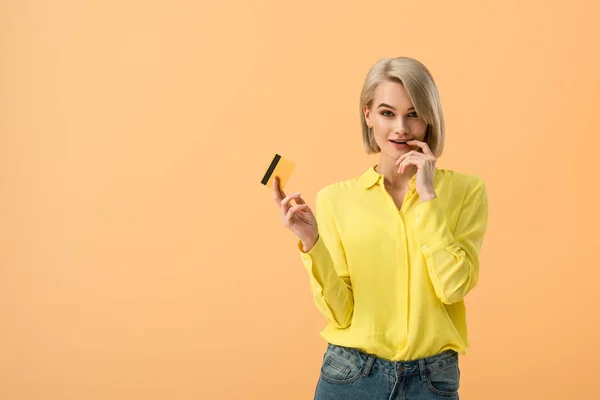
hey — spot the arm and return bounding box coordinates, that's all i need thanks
[414,177,489,304]
[297,188,354,328]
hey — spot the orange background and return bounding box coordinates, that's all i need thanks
[1,1,599,399]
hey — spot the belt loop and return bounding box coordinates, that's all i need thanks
[362,355,375,377]
[418,359,427,381]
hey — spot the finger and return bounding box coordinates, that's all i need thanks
[406,140,433,156]
[406,158,424,173]
[398,151,426,167]
[398,157,416,174]
[273,177,286,203]
[398,159,406,174]
[281,191,302,206]
[294,195,307,205]
[280,192,302,216]
[395,150,417,165]
[285,204,310,223]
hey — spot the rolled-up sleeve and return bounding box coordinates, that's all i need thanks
[414,178,489,304]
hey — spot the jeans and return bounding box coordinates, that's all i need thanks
[314,343,460,400]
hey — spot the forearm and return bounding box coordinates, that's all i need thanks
[298,236,354,328]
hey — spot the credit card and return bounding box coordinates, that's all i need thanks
[261,154,295,190]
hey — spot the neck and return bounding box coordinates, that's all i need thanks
[375,153,417,191]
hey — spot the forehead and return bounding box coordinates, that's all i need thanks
[373,80,413,108]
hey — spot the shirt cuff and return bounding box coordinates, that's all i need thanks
[414,196,455,257]
[297,235,331,292]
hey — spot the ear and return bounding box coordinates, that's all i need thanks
[363,105,372,127]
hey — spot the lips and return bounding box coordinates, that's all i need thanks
[390,139,410,144]
[390,140,409,150]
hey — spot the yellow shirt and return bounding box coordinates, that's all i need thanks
[297,165,488,361]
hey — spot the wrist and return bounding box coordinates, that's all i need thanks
[420,191,437,202]
[302,233,319,252]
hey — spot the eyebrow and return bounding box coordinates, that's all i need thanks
[377,103,415,111]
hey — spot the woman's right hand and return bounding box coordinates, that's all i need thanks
[273,176,319,252]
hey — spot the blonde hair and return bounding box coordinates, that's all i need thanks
[360,57,445,157]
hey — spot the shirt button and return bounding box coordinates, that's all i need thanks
[304,259,310,265]
[422,244,428,250]
[416,213,420,218]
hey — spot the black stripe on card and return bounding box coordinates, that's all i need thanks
[261,154,281,185]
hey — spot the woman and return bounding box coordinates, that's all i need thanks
[272,57,488,399]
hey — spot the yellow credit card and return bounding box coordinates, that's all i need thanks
[261,154,295,190]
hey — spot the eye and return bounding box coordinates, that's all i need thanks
[380,110,394,117]
[408,112,419,118]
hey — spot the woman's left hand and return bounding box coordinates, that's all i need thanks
[395,140,438,201]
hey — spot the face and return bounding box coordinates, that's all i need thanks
[363,80,428,159]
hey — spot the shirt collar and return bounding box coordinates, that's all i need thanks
[358,164,437,190]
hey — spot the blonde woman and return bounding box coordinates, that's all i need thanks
[273,57,488,399]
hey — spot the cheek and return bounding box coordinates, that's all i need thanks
[375,117,391,130]
[410,120,428,134]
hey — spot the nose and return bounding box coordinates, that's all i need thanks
[393,117,409,134]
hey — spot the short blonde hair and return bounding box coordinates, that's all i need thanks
[360,57,445,158]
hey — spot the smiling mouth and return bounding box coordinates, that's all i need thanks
[390,140,408,144]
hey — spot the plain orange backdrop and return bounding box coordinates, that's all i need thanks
[2,1,600,399]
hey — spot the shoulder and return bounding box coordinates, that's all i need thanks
[316,175,364,205]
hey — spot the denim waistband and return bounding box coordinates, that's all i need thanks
[326,342,458,378]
